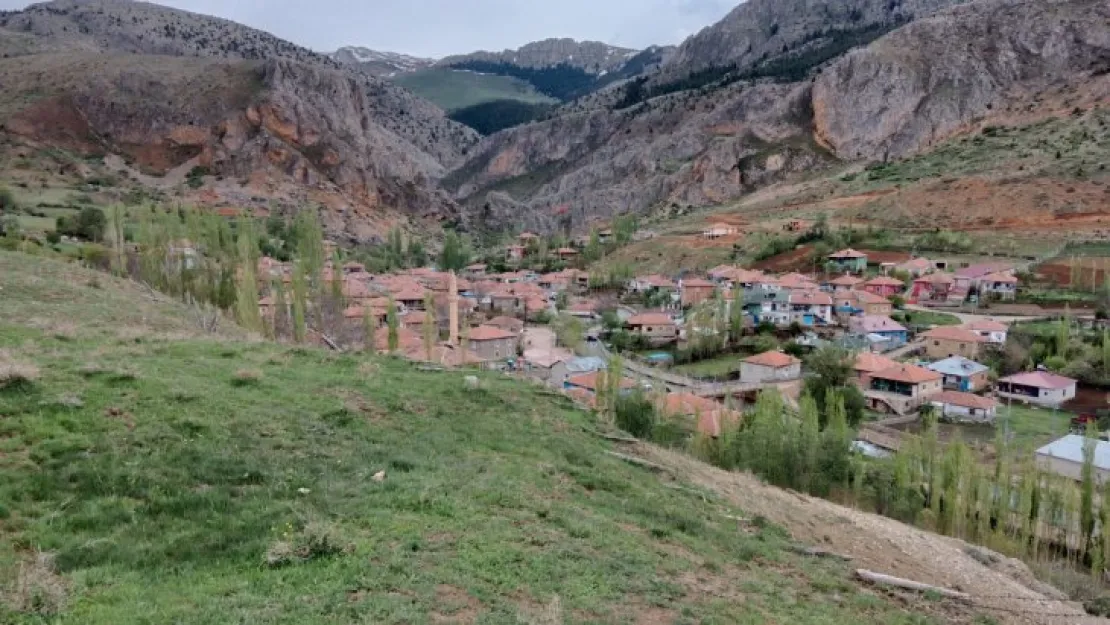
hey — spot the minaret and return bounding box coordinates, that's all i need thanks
[448,270,459,345]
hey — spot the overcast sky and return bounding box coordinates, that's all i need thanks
[0,0,737,57]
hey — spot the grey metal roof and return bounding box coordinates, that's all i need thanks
[1035,434,1110,470]
[926,356,989,377]
[565,357,607,374]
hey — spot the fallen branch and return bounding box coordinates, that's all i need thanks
[321,334,342,352]
[606,451,671,474]
[790,545,851,561]
[855,569,969,601]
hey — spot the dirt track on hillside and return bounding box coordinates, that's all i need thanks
[629,443,1104,625]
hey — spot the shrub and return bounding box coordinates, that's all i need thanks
[265,521,350,568]
[231,368,263,387]
[4,552,68,616]
[0,360,40,391]
[57,206,107,242]
[615,391,657,439]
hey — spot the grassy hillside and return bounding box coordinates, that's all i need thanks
[393,67,558,112]
[0,250,953,624]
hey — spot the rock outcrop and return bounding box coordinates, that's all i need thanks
[812,0,1110,160]
[439,39,637,74]
[329,47,435,77]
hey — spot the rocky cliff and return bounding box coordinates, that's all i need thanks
[812,0,1110,160]
[0,0,479,241]
[439,39,637,74]
[448,0,1108,234]
[657,0,967,83]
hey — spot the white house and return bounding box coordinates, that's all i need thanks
[929,390,998,424]
[1035,435,1110,484]
[997,371,1077,407]
[978,271,1019,301]
[788,290,833,325]
[740,351,802,383]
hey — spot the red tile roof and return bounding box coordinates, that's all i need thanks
[829,248,867,259]
[915,272,955,284]
[966,319,1007,332]
[468,325,517,341]
[828,275,865,286]
[1001,371,1076,390]
[566,371,636,392]
[931,391,998,410]
[870,364,942,384]
[851,290,891,305]
[864,276,905,287]
[922,327,986,343]
[854,352,900,373]
[627,313,675,326]
[682,278,716,288]
[743,351,801,368]
[982,271,1018,284]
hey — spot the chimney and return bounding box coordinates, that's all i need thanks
[448,270,459,345]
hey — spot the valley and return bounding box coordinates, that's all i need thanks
[0,0,1109,622]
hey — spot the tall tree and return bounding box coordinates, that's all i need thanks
[797,393,821,494]
[423,293,437,362]
[234,218,263,333]
[363,306,377,353]
[1081,418,1099,557]
[386,296,400,353]
[273,277,289,341]
[439,230,469,271]
[291,261,308,343]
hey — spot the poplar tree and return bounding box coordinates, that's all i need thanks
[797,393,821,495]
[1081,419,1098,557]
[363,306,377,353]
[386,296,399,353]
[292,261,308,344]
[423,293,436,362]
[273,277,289,341]
[234,218,263,333]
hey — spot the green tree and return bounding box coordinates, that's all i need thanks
[363,306,378,352]
[555,290,569,311]
[386,296,400,353]
[803,345,865,426]
[1082,418,1099,556]
[234,219,263,333]
[294,210,326,287]
[1056,314,1070,359]
[386,227,406,270]
[292,261,308,343]
[554,313,584,351]
[439,230,469,271]
[408,238,427,268]
[797,393,821,494]
[423,293,437,362]
[273,278,289,340]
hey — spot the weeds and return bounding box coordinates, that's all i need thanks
[0,360,40,391]
[5,552,68,616]
[231,368,263,387]
[264,521,350,568]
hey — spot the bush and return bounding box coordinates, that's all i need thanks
[264,521,350,568]
[0,184,17,211]
[45,230,61,244]
[0,360,40,391]
[57,206,107,242]
[615,391,657,439]
[231,369,263,387]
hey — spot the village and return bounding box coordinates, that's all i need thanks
[241,225,1109,489]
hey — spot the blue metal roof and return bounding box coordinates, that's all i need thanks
[926,356,989,377]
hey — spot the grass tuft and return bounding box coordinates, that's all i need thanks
[0,360,40,391]
[5,551,68,616]
[230,368,263,387]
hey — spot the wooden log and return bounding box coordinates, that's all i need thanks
[855,569,970,601]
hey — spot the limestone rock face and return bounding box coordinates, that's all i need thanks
[812,0,1110,160]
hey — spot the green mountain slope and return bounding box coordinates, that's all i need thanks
[1,251,942,624]
[393,67,557,112]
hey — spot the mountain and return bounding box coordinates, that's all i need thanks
[438,38,638,75]
[329,46,435,77]
[446,0,1109,234]
[0,0,478,242]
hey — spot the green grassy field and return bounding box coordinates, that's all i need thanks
[393,68,557,112]
[894,309,962,327]
[0,251,944,624]
[671,354,740,380]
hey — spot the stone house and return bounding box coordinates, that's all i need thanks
[625,312,679,344]
[467,325,519,362]
[740,351,802,383]
[921,327,987,360]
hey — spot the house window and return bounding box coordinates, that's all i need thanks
[647,327,653,332]
[933,341,940,346]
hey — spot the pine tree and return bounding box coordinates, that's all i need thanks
[292,261,308,344]
[386,296,399,353]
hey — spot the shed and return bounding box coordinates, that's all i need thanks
[1035,435,1110,484]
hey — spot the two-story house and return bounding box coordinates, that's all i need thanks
[788,290,833,325]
